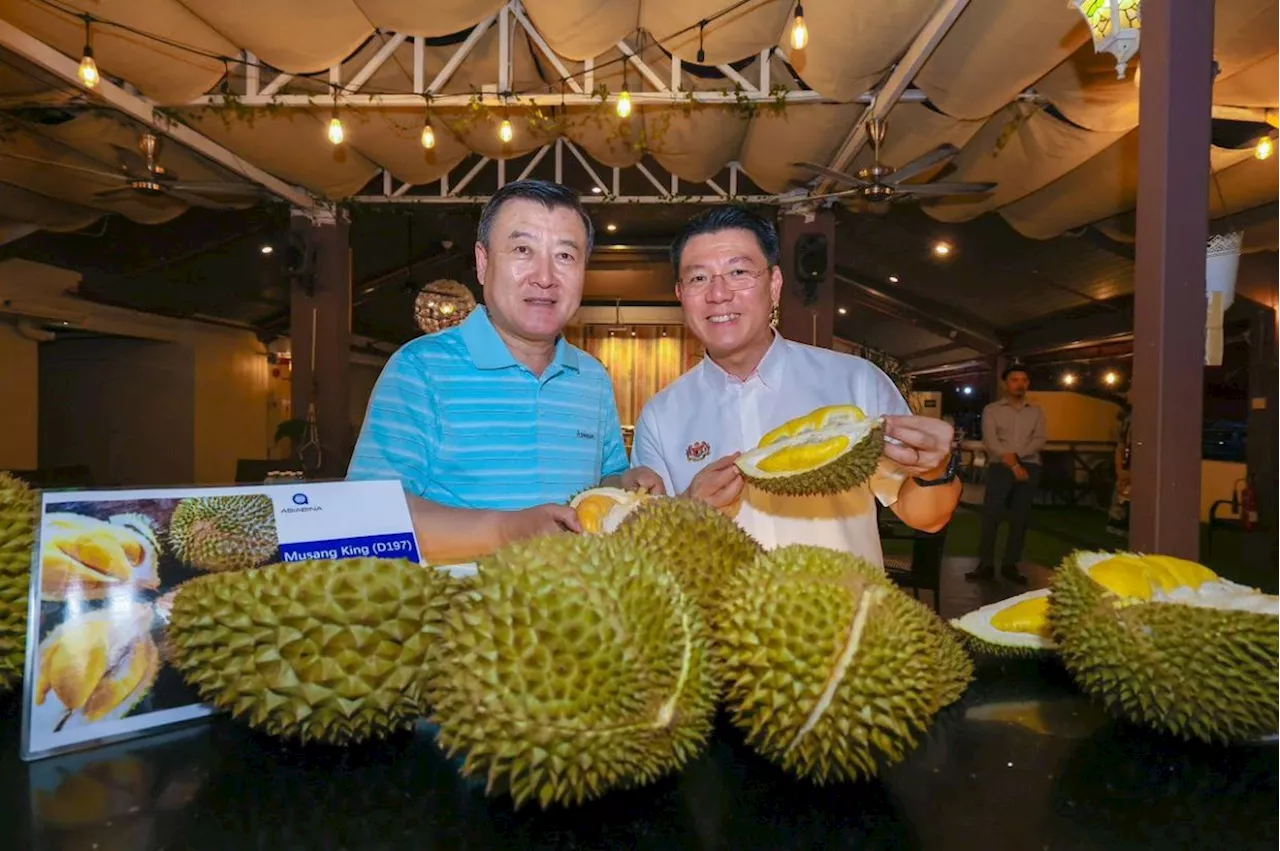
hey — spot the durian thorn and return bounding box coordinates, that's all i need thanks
[653,606,693,730]
[785,584,884,756]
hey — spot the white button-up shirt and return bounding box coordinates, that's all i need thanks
[631,332,912,567]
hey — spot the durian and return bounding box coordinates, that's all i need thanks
[568,486,655,535]
[168,494,279,573]
[735,405,885,496]
[1048,550,1279,744]
[717,544,973,784]
[34,603,160,728]
[1,471,36,691]
[950,588,1058,658]
[166,557,456,745]
[425,533,719,810]
[612,496,763,620]
[40,512,161,601]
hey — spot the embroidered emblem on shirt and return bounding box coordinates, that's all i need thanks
[686,440,710,462]
[576,429,595,440]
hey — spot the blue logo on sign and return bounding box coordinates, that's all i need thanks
[292,493,309,506]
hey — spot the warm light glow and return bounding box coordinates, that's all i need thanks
[1103,370,1120,386]
[837,307,848,315]
[1255,136,1273,160]
[499,118,514,143]
[260,245,273,255]
[327,116,344,145]
[421,123,436,149]
[791,4,808,51]
[606,223,618,232]
[591,186,602,194]
[888,275,899,283]
[1061,372,1077,387]
[932,241,952,257]
[1073,0,1142,80]
[616,89,632,118]
[78,51,99,88]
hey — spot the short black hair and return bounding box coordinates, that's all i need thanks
[476,179,594,255]
[670,205,780,280]
[1002,364,1029,381]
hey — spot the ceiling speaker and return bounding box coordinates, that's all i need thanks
[794,232,828,282]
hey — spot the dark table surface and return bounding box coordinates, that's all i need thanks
[2,656,1276,851]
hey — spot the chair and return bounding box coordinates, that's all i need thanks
[881,520,951,613]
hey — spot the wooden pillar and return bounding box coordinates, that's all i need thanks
[988,354,1008,402]
[289,208,353,480]
[777,209,835,348]
[1245,307,1278,574]
[1130,0,1215,558]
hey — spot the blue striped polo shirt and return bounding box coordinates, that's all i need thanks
[346,307,629,509]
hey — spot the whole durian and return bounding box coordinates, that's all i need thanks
[168,494,279,572]
[167,557,458,745]
[0,471,36,691]
[1048,550,1279,745]
[717,544,972,784]
[425,532,719,810]
[612,496,762,620]
[734,405,886,496]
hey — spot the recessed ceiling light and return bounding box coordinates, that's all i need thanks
[591,186,602,193]
[888,275,899,283]
[260,245,274,255]
[837,307,848,315]
[605,223,617,232]
[932,241,952,257]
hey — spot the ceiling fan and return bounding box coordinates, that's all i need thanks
[0,130,271,209]
[788,118,996,214]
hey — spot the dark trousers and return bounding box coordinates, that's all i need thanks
[979,463,1041,568]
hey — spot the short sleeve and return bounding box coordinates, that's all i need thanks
[863,360,912,506]
[631,405,675,497]
[598,376,630,480]
[346,348,436,497]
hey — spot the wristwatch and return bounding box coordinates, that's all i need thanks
[913,447,961,488]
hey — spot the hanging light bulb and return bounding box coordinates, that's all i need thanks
[78,19,99,88]
[791,3,809,51]
[616,88,632,119]
[499,117,514,143]
[328,114,344,145]
[1255,136,1273,160]
[421,122,436,149]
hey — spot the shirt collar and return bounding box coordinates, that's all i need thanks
[701,330,787,391]
[459,307,579,373]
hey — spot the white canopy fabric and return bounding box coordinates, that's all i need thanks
[0,0,1274,241]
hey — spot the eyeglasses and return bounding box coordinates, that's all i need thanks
[677,267,770,291]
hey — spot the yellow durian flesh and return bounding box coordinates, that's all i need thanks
[567,487,653,535]
[736,405,884,497]
[950,588,1057,656]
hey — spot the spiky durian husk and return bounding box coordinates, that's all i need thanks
[612,496,763,622]
[717,544,969,784]
[167,557,456,745]
[0,471,37,691]
[738,423,886,497]
[425,533,719,810]
[168,494,278,572]
[1048,552,1279,744]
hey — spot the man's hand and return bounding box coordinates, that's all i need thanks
[498,503,582,545]
[1013,465,1030,483]
[1001,452,1020,467]
[682,453,744,511]
[883,416,955,477]
[620,466,667,495]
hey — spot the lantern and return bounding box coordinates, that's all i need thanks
[414,279,476,335]
[1204,232,1242,367]
[1073,0,1141,80]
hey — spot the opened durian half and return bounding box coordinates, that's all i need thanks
[735,405,885,496]
[1049,550,1279,744]
[40,512,161,601]
[568,486,657,535]
[950,588,1057,658]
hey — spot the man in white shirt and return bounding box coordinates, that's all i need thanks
[631,207,962,567]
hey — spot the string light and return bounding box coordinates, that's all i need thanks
[791,3,808,51]
[327,113,344,145]
[499,117,514,143]
[421,99,436,149]
[616,88,632,118]
[1255,136,1273,160]
[78,17,99,88]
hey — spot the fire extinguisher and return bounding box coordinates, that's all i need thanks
[1238,478,1258,532]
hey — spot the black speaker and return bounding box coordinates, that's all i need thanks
[794,232,829,282]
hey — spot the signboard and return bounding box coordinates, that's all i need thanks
[20,479,419,762]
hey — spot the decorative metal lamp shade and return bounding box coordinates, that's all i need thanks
[1073,0,1141,79]
[414,279,476,334]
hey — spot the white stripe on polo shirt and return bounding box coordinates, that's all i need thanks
[631,332,911,567]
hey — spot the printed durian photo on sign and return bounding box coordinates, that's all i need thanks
[21,493,283,760]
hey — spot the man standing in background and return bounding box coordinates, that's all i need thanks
[970,364,1047,584]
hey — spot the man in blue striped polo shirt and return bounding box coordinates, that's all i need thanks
[347,180,664,564]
